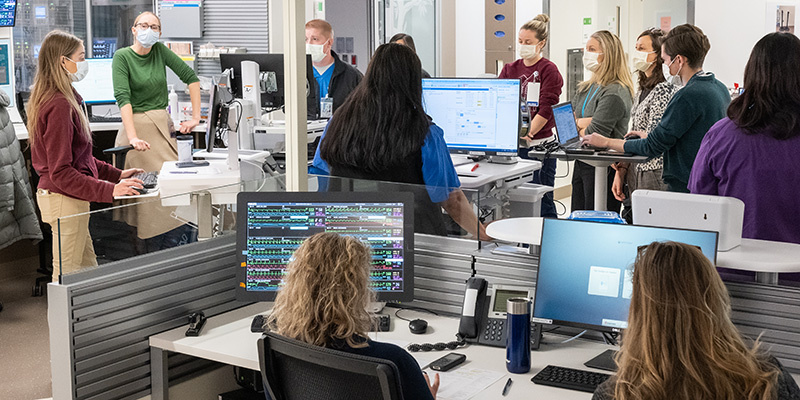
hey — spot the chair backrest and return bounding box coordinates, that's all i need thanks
[258,332,404,400]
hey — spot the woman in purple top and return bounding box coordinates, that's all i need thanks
[689,32,800,245]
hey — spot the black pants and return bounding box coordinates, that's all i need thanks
[571,161,621,213]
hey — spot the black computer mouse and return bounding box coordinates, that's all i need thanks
[408,319,428,334]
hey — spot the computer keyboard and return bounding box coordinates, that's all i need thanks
[132,171,158,189]
[89,115,122,123]
[531,365,612,393]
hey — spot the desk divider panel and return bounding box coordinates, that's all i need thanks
[49,234,800,400]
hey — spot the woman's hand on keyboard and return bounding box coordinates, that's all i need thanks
[114,178,144,197]
[120,168,145,179]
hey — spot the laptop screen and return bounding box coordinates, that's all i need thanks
[533,219,719,333]
[552,102,580,145]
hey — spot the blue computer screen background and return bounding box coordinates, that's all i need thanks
[533,219,718,331]
[552,104,579,145]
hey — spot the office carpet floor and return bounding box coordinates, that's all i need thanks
[0,240,52,400]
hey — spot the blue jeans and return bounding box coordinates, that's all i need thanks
[518,147,558,218]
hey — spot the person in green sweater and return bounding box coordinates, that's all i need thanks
[113,11,201,166]
[112,11,201,247]
[583,24,729,193]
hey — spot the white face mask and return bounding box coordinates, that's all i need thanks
[136,27,160,48]
[306,41,328,63]
[64,57,89,82]
[583,51,602,72]
[662,57,683,86]
[517,43,539,60]
[632,50,655,72]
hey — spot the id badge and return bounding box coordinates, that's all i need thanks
[526,82,540,108]
[320,96,333,119]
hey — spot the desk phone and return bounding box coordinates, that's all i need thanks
[459,278,534,348]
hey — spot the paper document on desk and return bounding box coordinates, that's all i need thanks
[433,367,506,400]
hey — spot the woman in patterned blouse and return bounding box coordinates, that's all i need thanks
[612,28,678,222]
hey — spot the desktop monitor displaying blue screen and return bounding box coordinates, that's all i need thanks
[533,219,719,333]
[235,192,415,303]
[422,78,520,156]
[0,1,17,27]
[71,59,116,104]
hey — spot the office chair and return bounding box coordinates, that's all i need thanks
[102,144,134,169]
[258,332,405,400]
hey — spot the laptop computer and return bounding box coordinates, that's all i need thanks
[551,102,595,154]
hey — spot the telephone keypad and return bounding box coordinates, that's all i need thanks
[481,317,506,346]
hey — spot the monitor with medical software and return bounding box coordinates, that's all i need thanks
[533,218,719,333]
[422,78,520,157]
[71,58,116,104]
[235,192,415,303]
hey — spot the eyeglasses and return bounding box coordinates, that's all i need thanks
[135,22,161,32]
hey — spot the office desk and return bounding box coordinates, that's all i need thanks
[149,303,615,400]
[88,121,208,133]
[452,155,541,191]
[528,150,648,211]
[486,217,543,245]
[717,239,800,284]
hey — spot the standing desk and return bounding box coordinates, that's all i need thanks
[527,150,648,211]
[149,303,615,400]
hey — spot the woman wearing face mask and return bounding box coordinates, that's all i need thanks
[498,14,563,218]
[26,31,144,279]
[584,24,729,193]
[112,11,201,247]
[571,31,634,212]
[612,28,678,223]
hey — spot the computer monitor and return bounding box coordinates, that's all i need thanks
[235,192,415,303]
[422,78,521,158]
[71,58,115,104]
[0,1,17,27]
[219,53,319,119]
[533,218,719,334]
[92,37,118,59]
[206,83,225,153]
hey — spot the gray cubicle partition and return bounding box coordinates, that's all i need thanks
[49,234,800,400]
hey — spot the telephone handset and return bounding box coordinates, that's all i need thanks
[458,277,488,340]
[458,277,535,348]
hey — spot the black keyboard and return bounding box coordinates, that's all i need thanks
[132,171,158,189]
[89,115,122,123]
[531,365,612,393]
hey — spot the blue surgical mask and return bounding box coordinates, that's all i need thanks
[136,27,160,48]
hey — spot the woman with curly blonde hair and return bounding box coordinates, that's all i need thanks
[267,232,439,399]
[593,241,800,400]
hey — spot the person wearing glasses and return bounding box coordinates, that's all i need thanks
[265,232,440,399]
[592,241,800,400]
[112,11,200,247]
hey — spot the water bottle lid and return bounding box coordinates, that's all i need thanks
[506,297,531,315]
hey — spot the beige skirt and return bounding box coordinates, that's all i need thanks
[114,109,184,239]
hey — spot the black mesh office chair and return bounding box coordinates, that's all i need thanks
[258,332,405,400]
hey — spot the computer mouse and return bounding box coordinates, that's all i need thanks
[132,186,147,195]
[408,319,428,334]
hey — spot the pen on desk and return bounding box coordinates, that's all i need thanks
[502,377,513,396]
[471,163,480,172]
[169,170,198,174]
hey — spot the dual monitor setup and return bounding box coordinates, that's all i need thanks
[233,191,719,359]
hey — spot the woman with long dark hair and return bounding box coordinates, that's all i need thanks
[592,241,799,400]
[313,43,488,239]
[689,32,800,245]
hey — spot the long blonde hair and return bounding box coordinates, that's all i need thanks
[578,30,635,97]
[26,30,90,146]
[267,233,375,348]
[613,241,779,400]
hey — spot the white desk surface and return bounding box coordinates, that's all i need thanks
[717,238,800,273]
[14,122,208,141]
[486,217,543,245]
[451,155,541,190]
[158,160,241,206]
[150,303,614,400]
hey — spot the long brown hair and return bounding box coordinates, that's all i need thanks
[578,30,635,97]
[613,241,779,400]
[267,233,375,348]
[26,30,90,146]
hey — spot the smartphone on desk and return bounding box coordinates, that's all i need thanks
[458,277,534,348]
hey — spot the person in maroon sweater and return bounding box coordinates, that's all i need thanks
[26,30,144,280]
[498,14,563,218]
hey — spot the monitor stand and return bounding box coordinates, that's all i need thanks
[488,155,518,164]
[584,348,618,372]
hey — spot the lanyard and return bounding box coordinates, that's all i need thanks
[581,84,601,118]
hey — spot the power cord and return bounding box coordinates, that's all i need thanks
[406,334,468,353]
